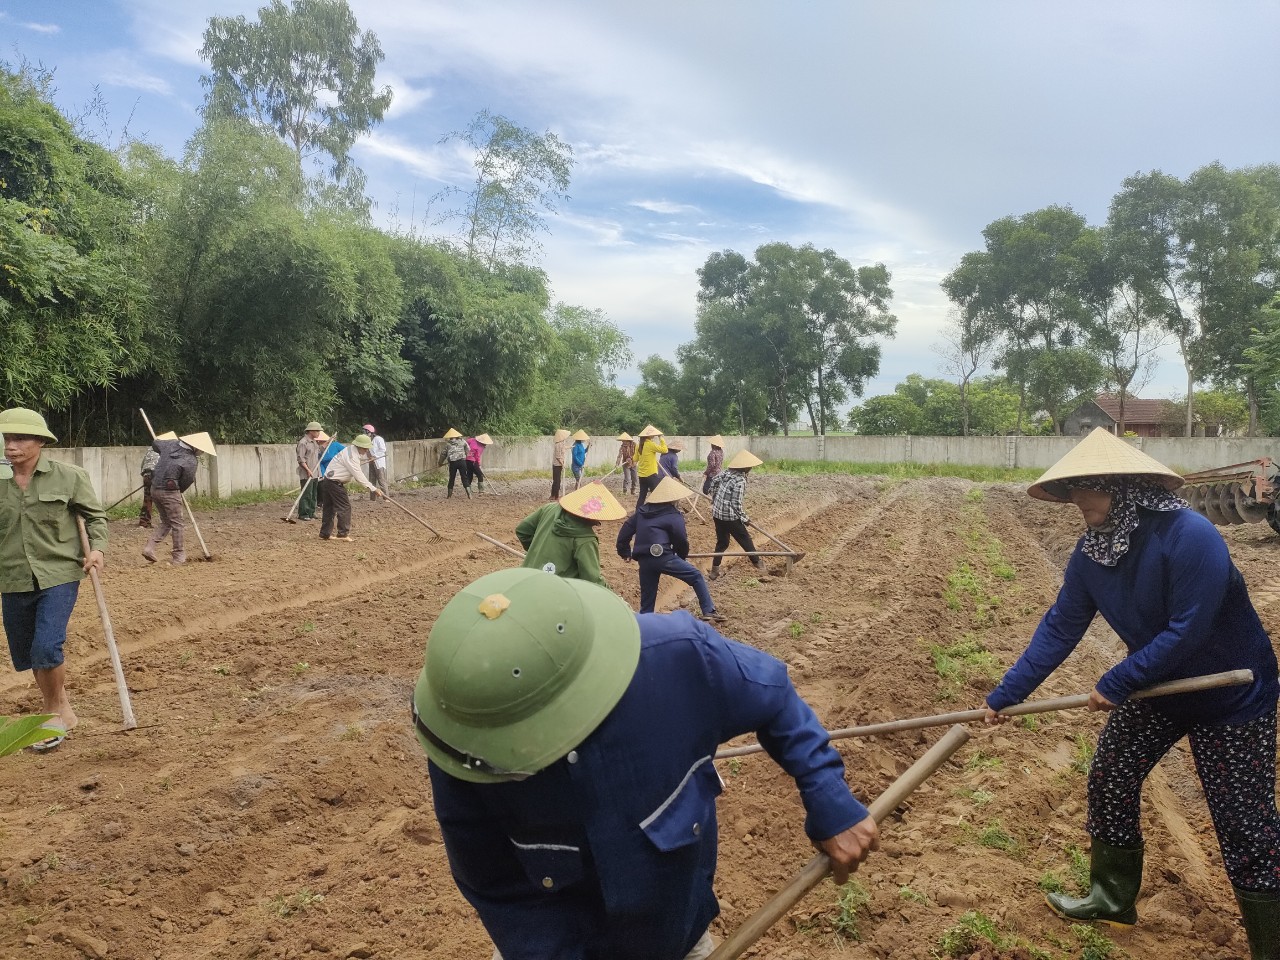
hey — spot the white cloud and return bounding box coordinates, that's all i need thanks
[21,21,60,34]
[355,131,456,183]
[380,72,433,118]
[100,69,172,96]
[630,199,700,216]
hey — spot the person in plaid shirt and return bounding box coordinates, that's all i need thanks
[707,449,767,580]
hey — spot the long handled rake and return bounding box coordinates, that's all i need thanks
[138,409,213,561]
[76,517,137,730]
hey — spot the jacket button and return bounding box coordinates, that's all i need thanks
[567,750,579,764]
[542,877,554,889]
[692,822,701,835]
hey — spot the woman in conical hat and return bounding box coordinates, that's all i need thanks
[465,433,492,495]
[983,428,1280,948]
[570,430,591,491]
[615,432,637,497]
[634,425,668,506]
[443,428,471,499]
[706,449,766,580]
[515,482,625,588]
[615,477,723,621]
[702,435,725,495]
[550,429,571,500]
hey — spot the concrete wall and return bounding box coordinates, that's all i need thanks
[27,433,1280,506]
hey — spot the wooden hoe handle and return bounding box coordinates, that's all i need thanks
[708,724,971,960]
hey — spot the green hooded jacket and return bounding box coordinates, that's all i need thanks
[515,503,606,587]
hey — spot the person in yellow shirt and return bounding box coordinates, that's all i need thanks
[633,424,668,506]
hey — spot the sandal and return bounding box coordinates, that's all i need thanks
[29,722,67,752]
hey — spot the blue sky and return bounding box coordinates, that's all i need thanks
[4,0,1279,407]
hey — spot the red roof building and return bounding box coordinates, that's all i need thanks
[1062,394,1178,438]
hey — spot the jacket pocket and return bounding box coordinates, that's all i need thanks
[508,836,585,893]
[639,756,721,852]
[35,491,70,528]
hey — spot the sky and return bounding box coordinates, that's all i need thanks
[4,0,1279,409]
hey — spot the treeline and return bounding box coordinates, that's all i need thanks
[643,168,1280,438]
[1,61,657,444]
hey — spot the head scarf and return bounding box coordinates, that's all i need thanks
[1070,476,1189,567]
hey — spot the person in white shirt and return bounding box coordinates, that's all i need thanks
[320,434,381,541]
[363,424,389,501]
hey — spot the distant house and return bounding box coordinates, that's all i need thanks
[1062,394,1178,438]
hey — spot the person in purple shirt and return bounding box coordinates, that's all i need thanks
[984,428,1280,956]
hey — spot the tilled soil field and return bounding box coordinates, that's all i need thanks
[3,474,1279,959]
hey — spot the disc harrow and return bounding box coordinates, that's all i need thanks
[1181,458,1280,533]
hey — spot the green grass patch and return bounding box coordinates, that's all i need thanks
[963,750,1004,773]
[898,885,931,905]
[929,635,1001,696]
[830,880,871,940]
[1070,734,1095,775]
[955,785,995,807]
[266,888,325,918]
[1072,922,1127,960]
[975,819,1019,853]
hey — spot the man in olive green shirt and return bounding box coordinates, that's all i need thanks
[0,408,107,750]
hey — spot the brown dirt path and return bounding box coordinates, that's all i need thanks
[1,475,1276,959]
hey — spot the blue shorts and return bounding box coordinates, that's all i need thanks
[2,580,81,672]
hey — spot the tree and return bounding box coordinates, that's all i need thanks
[0,64,160,440]
[695,243,897,435]
[942,206,1102,433]
[200,0,392,185]
[1179,164,1280,435]
[438,110,573,269]
[933,307,998,436]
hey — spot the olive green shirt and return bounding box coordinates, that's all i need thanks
[0,456,108,593]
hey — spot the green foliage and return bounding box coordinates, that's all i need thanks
[964,750,1003,772]
[266,888,325,918]
[437,110,574,270]
[847,374,1022,436]
[1070,733,1095,775]
[0,714,60,757]
[898,885,930,905]
[695,242,897,435]
[0,64,161,426]
[829,880,871,940]
[975,819,1018,853]
[1072,923,1125,960]
[937,910,1002,956]
[201,0,392,185]
[929,636,1000,694]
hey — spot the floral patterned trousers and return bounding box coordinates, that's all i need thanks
[1086,699,1280,891]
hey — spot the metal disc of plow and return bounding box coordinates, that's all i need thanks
[1182,484,1205,514]
[1202,484,1231,525]
[1234,485,1270,523]
[1218,484,1246,524]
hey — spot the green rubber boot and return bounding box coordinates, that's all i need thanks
[1045,840,1143,927]
[1235,887,1280,959]
[477,480,485,494]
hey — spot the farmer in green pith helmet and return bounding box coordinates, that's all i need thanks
[295,421,323,521]
[413,567,879,960]
[0,407,107,751]
[984,428,1280,957]
[319,433,381,542]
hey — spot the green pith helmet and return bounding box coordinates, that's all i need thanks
[413,568,641,784]
[304,421,323,432]
[351,434,373,449]
[0,408,57,442]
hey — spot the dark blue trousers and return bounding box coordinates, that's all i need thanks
[637,553,716,615]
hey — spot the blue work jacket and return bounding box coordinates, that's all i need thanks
[616,503,690,560]
[428,611,869,960]
[988,507,1278,725]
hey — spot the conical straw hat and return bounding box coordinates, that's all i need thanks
[616,432,632,442]
[1028,427,1184,503]
[647,477,694,504]
[554,428,571,442]
[571,429,590,442]
[180,431,217,457]
[726,449,762,470]
[475,433,493,445]
[707,435,725,448]
[558,482,626,522]
[317,431,331,442]
[443,428,462,439]
[666,441,682,452]
[155,430,178,440]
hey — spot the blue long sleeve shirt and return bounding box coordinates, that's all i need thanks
[318,441,344,474]
[571,441,588,471]
[987,507,1278,725]
[428,612,869,960]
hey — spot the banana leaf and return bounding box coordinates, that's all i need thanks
[0,714,60,756]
